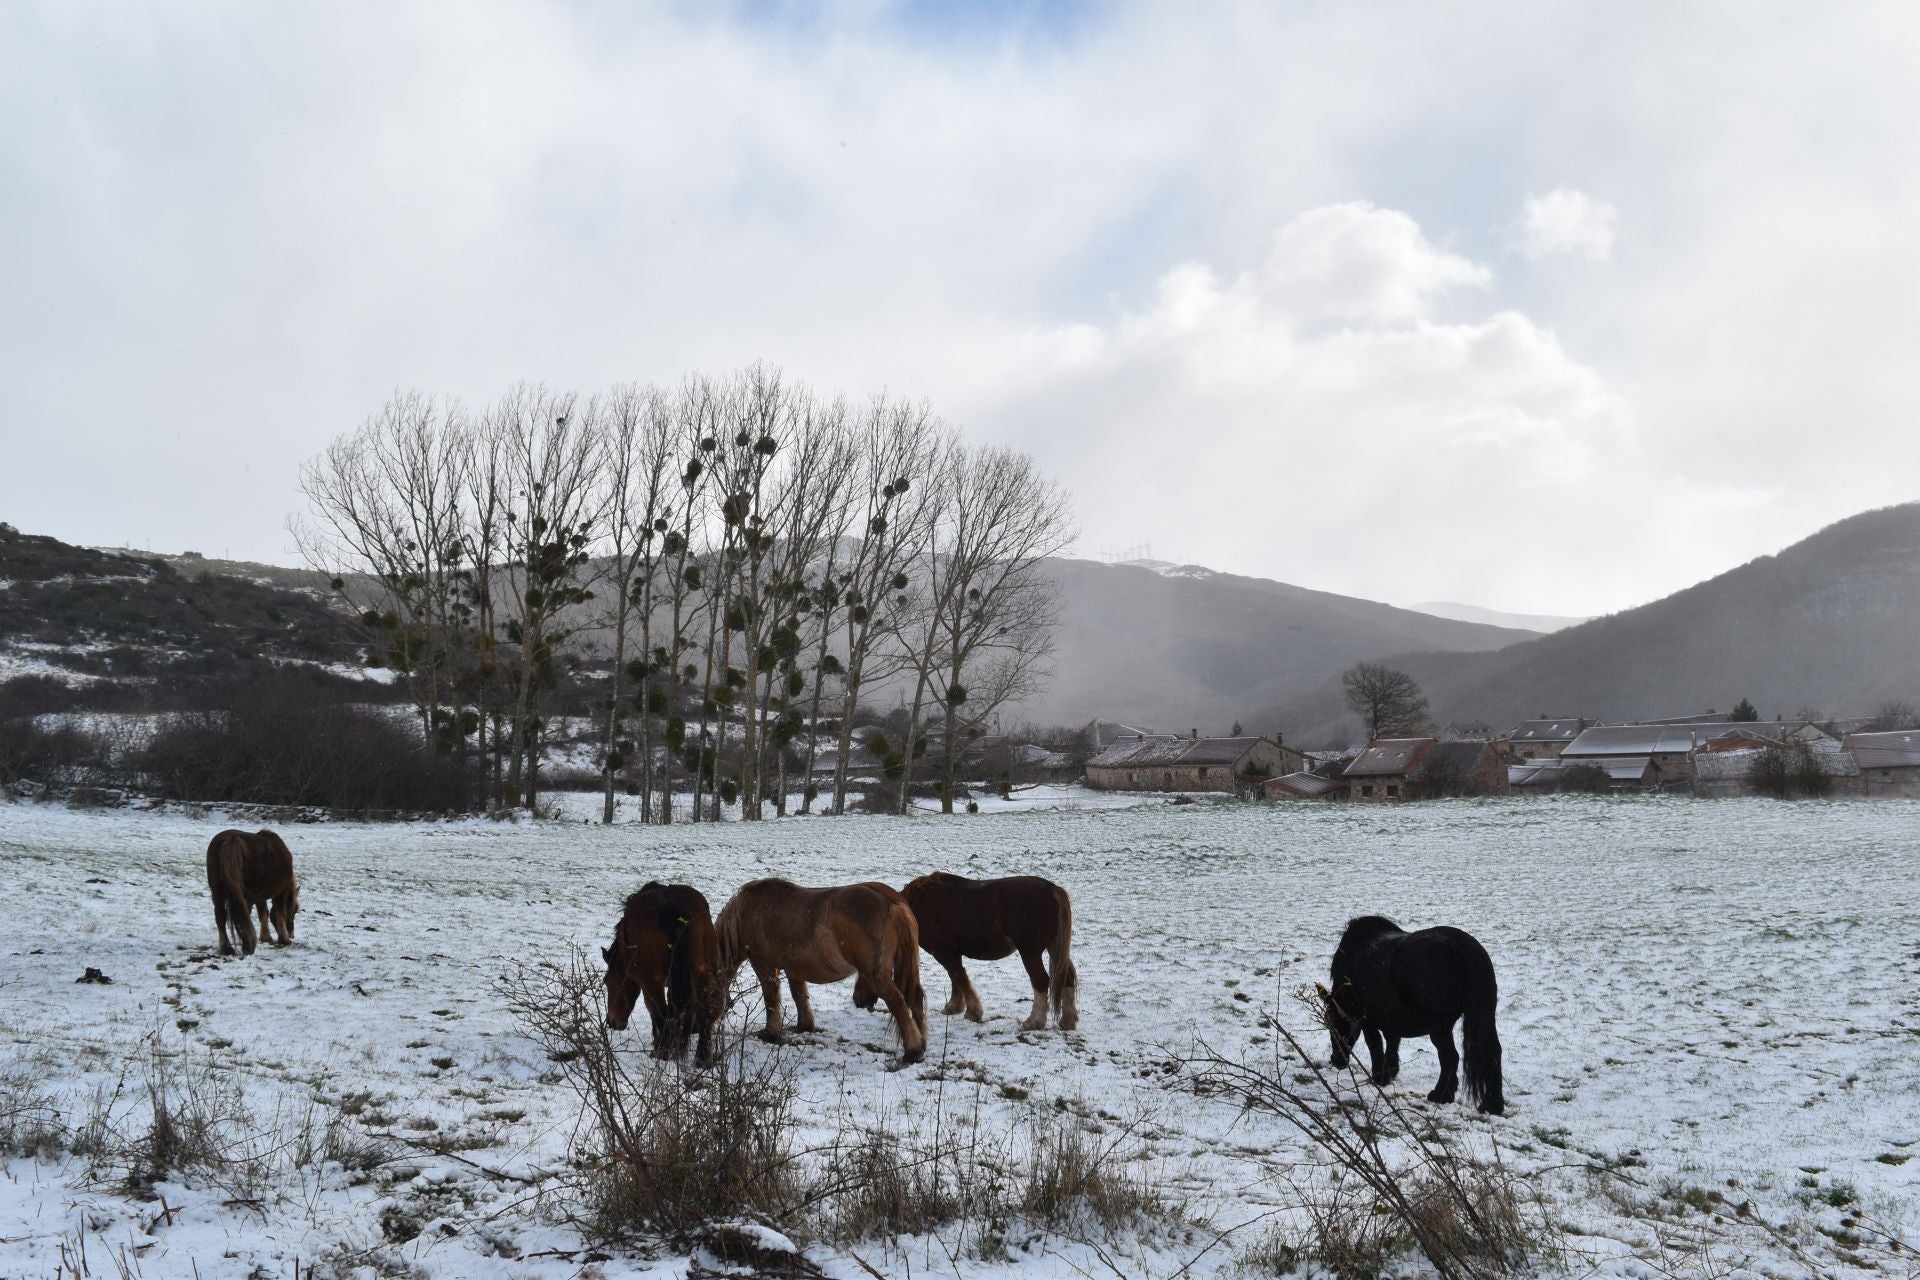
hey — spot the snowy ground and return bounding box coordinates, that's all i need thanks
[2,796,1917,1277]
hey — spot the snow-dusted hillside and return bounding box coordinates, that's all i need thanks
[2,798,1915,1277]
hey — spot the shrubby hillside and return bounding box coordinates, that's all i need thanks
[0,523,361,665]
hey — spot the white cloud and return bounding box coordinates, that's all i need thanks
[4,5,1920,615]
[1520,188,1618,262]
[987,203,1655,612]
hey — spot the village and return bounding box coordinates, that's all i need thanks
[817,711,1920,805]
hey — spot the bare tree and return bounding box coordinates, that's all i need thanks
[488,385,607,811]
[1870,698,1918,730]
[594,384,677,824]
[1342,662,1430,742]
[828,396,946,814]
[294,390,477,800]
[901,443,1074,814]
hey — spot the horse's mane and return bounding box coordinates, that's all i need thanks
[1337,915,1403,951]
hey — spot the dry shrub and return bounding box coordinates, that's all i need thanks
[500,948,807,1243]
[0,1065,66,1158]
[1194,993,1555,1280]
[819,1092,1179,1261]
[504,946,1186,1263]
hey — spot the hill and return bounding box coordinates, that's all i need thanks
[999,558,1538,734]
[1408,601,1589,634]
[0,523,364,678]
[1261,503,1920,744]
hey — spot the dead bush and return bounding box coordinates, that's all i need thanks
[500,948,808,1243]
[0,1065,66,1158]
[1190,993,1555,1280]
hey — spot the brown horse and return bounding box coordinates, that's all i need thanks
[715,878,927,1065]
[602,882,722,1065]
[858,872,1078,1031]
[205,829,299,957]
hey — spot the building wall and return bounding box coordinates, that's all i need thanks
[1348,773,1411,802]
[1862,766,1920,798]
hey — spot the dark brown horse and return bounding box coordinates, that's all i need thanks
[205,829,299,957]
[602,882,722,1064]
[716,878,927,1064]
[858,872,1078,1031]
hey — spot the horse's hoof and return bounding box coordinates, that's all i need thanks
[965,1008,985,1024]
[1427,1089,1455,1104]
[901,1044,926,1066]
[1479,1101,1505,1117]
[1058,1016,1078,1031]
[757,1029,784,1044]
[941,999,965,1016]
[1019,1018,1045,1032]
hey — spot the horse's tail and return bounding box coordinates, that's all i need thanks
[713,893,747,999]
[1462,982,1504,1116]
[1048,883,1078,1030]
[205,833,255,954]
[889,900,926,1038]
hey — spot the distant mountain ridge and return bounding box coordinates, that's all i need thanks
[999,558,1539,734]
[1261,503,1920,745]
[1409,601,1590,634]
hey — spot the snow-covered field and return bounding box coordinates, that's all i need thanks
[2,796,1917,1277]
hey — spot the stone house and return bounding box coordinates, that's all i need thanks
[1342,738,1436,802]
[1844,730,1920,797]
[1084,734,1302,793]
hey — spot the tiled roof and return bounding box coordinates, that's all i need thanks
[1844,730,1920,770]
[1343,738,1437,778]
[1412,740,1490,781]
[1085,735,1268,769]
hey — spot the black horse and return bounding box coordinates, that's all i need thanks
[1318,916,1505,1116]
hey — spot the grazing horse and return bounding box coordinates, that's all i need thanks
[205,829,299,957]
[601,882,721,1065]
[715,878,927,1065]
[1319,915,1505,1116]
[855,872,1078,1031]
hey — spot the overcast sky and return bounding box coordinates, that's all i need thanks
[3,2,1917,616]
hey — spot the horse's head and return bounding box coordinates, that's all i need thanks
[1317,980,1360,1069]
[284,882,300,938]
[602,936,640,1032]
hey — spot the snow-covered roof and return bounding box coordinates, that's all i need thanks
[1263,771,1345,798]
[1343,737,1436,778]
[1844,730,1920,770]
[1085,735,1268,769]
[1506,718,1590,743]
[1565,725,1717,756]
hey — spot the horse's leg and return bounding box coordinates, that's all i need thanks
[933,951,981,1022]
[1016,945,1049,1031]
[753,962,784,1042]
[851,973,877,1010]
[1384,1034,1403,1084]
[213,894,233,956]
[1427,1028,1460,1104]
[865,970,927,1065]
[1363,1029,1394,1086]
[641,985,671,1059]
[787,973,816,1033]
[269,898,291,945]
[255,899,273,946]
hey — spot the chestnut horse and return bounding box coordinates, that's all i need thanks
[858,872,1078,1031]
[1319,915,1505,1116]
[205,828,299,957]
[716,878,927,1065]
[602,882,722,1064]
